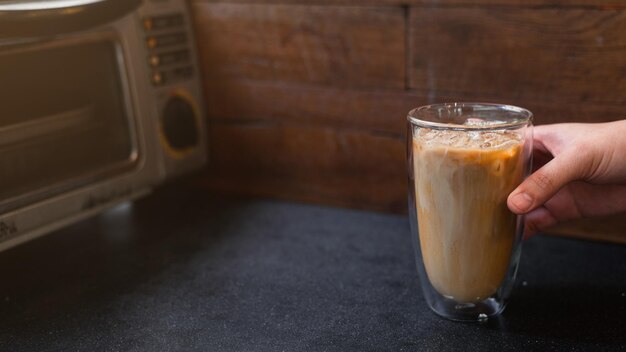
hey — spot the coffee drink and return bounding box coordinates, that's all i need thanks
[412,127,524,302]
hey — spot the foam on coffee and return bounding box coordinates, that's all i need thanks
[413,126,524,302]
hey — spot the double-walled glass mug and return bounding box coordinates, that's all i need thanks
[407,103,533,322]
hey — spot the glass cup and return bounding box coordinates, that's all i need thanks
[407,103,533,322]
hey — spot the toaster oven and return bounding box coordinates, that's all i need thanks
[0,0,207,251]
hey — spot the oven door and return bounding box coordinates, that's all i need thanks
[0,33,141,212]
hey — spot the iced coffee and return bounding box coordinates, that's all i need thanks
[412,127,524,302]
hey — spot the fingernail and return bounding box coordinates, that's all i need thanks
[510,193,533,212]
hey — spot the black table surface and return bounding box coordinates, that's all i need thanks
[0,183,625,351]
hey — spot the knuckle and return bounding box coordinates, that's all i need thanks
[531,172,554,192]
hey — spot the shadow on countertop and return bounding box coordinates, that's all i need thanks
[485,234,626,349]
[0,184,240,328]
[499,284,626,345]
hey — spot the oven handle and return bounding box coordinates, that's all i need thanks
[0,0,142,38]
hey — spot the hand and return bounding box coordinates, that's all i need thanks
[507,120,626,237]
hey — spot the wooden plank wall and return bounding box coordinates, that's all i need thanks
[190,0,626,242]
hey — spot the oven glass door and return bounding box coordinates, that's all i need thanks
[0,34,138,210]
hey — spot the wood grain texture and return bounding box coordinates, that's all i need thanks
[193,0,626,9]
[203,122,407,212]
[198,78,626,214]
[203,80,414,135]
[203,79,626,129]
[192,3,405,89]
[409,8,626,105]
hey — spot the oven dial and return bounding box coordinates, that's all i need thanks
[159,90,200,158]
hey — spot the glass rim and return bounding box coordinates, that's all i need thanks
[407,102,533,131]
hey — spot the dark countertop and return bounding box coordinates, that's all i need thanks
[0,183,625,351]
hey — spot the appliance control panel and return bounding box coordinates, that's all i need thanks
[138,0,207,178]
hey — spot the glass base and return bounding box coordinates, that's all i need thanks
[427,296,507,322]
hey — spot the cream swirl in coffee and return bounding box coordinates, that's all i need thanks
[412,128,524,302]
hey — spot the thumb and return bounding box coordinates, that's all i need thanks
[507,150,583,214]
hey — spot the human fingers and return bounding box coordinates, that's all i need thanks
[530,124,552,155]
[523,206,558,239]
[531,123,587,156]
[507,149,584,214]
